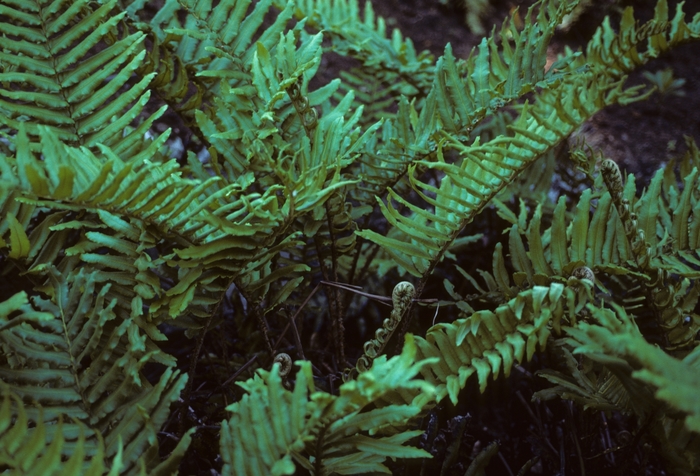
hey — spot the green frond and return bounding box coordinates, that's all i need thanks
[586,0,700,79]
[347,95,435,209]
[566,304,700,474]
[534,346,649,414]
[0,381,122,476]
[146,0,295,71]
[220,334,436,476]
[285,0,434,92]
[0,0,161,153]
[360,69,642,277]
[0,268,192,473]
[357,0,700,283]
[432,0,576,135]
[2,0,700,472]
[117,3,208,115]
[413,282,591,405]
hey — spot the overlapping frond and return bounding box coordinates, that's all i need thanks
[431,0,577,135]
[150,0,297,75]
[0,268,193,474]
[1,0,700,473]
[533,345,651,415]
[284,0,434,93]
[586,0,700,79]
[357,0,700,285]
[415,282,591,405]
[565,304,700,475]
[359,70,640,277]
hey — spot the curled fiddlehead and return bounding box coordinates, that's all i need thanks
[569,266,595,284]
[601,159,653,270]
[601,158,693,350]
[287,78,318,136]
[273,353,293,378]
[273,352,293,389]
[345,282,415,380]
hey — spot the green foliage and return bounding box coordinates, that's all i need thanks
[564,304,700,475]
[220,335,435,475]
[0,380,122,475]
[0,0,163,154]
[0,267,193,474]
[417,282,590,404]
[1,0,700,473]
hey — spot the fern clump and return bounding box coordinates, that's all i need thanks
[1,0,700,474]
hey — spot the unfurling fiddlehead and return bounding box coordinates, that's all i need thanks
[601,159,652,270]
[345,282,415,380]
[273,353,293,378]
[287,77,318,136]
[568,266,595,287]
[601,158,694,350]
[273,352,293,389]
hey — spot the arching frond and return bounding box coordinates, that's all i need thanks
[431,0,577,135]
[587,0,700,79]
[359,71,641,277]
[284,0,434,94]
[0,381,122,476]
[414,282,591,405]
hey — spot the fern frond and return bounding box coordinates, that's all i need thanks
[0,268,192,473]
[0,381,122,475]
[359,70,641,277]
[285,0,434,94]
[432,0,576,135]
[566,304,700,474]
[586,0,700,79]
[172,0,296,69]
[534,346,650,414]
[348,95,435,210]
[0,0,162,153]
[358,0,700,284]
[413,282,591,405]
[220,334,436,475]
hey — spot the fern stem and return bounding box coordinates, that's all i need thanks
[601,158,675,349]
[325,199,346,365]
[179,280,230,436]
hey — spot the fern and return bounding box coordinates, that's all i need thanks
[0,267,193,473]
[417,281,592,405]
[220,334,435,475]
[565,304,700,475]
[359,70,642,278]
[0,380,123,475]
[0,0,163,155]
[2,0,700,472]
